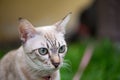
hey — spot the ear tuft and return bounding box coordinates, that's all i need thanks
[54,12,72,34]
[62,12,72,21]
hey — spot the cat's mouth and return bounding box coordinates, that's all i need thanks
[42,76,51,80]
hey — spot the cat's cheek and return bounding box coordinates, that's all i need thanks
[39,55,52,66]
[59,53,65,59]
[42,55,49,60]
[59,61,64,68]
[58,56,63,65]
[43,60,51,65]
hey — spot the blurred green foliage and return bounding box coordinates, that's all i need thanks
[61,39,120,80]
[0,39,120,80]
[0,51,5,59]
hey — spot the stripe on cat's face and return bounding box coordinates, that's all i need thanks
[18,13,71,74]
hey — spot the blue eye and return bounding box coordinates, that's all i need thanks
[38,48,48,55]
[58,45,66,53]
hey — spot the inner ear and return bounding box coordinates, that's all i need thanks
[18,18,37,43]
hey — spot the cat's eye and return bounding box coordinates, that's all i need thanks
[38,48,48,55]
[58,45,66,53]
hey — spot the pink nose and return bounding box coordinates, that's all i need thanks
[52,62,60,68]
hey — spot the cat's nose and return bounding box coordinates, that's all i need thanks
[52,62,60,68]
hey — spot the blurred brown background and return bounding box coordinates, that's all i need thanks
[0,0,93,42]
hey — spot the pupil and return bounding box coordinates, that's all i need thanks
[42,49,45,53]
[61,47,63,51]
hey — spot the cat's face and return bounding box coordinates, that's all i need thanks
[18,14,71,74]
[23,26,67,70]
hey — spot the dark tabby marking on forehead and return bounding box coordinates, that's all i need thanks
[46,43,50,49]
[44,33,60,48]
[58,42,60,47]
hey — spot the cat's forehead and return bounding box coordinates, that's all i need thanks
[35,26,63,39]
[35,25,56,33]
[34,25,65,45]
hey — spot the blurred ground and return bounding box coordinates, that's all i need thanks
[60,39,120,80]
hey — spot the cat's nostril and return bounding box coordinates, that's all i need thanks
[52,63,60,68]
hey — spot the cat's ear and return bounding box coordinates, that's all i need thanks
[54,12,72,34]
[18,18,36,43]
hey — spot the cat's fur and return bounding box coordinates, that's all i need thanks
[0,13,71,80]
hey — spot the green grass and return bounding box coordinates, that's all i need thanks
[61,40,120,80]
[0,39,120,80]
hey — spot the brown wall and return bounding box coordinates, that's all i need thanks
[0,0,93,42]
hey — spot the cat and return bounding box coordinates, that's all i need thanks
[0,13,71,80]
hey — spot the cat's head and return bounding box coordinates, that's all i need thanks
[18,13,71,74]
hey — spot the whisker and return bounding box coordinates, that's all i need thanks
[61,59,72,72]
